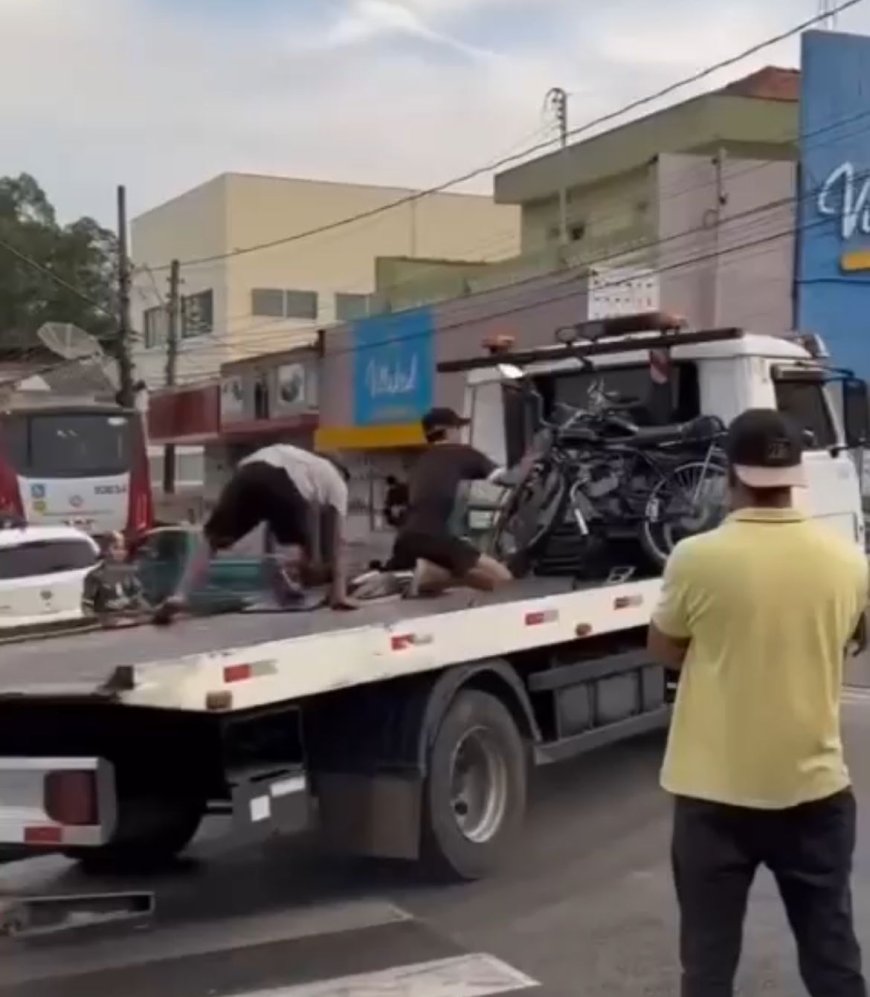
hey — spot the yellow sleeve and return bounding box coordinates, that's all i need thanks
[651,541,694,640]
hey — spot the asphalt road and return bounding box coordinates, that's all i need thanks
[3,693,870,996]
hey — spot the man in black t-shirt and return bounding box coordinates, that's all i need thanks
[392,407,514,595]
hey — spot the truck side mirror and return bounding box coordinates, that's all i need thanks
[842,378,870,448]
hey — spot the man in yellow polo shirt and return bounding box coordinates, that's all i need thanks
[648,408,869,997]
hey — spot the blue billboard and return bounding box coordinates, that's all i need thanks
[797,30,870,379]
[352,307,435,425]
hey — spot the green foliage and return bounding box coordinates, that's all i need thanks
[0,173,118,356]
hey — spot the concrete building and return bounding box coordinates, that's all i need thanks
[130,174,520,389]
[494,66,799,257]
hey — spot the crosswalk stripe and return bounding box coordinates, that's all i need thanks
[233,953,539,997]
[0,902,543,997]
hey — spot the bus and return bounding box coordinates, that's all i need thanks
[0,404,153,536]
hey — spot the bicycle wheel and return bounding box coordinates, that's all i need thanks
[488,462,569,570]
[640,458,728,568]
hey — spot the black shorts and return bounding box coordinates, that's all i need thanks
[205,462,310,551]
[391,530,481,577]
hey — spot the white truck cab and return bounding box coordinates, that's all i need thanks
[450,318,869,548]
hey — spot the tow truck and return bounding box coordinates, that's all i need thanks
[0,314,866,902]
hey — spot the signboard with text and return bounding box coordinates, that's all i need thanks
[352,308,435,426]
[797,30,870,378]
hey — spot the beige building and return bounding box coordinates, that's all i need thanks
[131,173,520,387]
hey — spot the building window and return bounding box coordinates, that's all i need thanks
[251,289,285,318]
[251,288,318,321]
[143,306,167,349]
[335,292,369,322]
[547,222,586,243]
[182,290,214,339]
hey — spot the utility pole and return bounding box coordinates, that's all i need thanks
[819,0,838,28]
[163,258,181,495]
[116,185,135,407]
[546,87,569,246]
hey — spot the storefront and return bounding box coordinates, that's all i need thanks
[797,29,870,380]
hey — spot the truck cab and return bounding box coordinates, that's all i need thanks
[448,316,870,548]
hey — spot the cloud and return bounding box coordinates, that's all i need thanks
[322,0,497,60]
[1,0,866,230]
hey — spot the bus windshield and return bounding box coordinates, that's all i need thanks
[3,411,132,479]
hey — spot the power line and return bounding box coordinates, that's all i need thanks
[148,0,862,274]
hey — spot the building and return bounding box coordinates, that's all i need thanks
[130,174,520,389]
[494,66,799,257]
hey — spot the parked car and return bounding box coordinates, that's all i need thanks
[0,522,99,632]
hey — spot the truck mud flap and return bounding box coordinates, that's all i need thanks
[0,757,116,849]
[228,766,310,844]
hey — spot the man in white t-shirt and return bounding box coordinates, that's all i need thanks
[153,444,355,623]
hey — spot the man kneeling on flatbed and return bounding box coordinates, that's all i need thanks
[390,407,515,596]
[153,444,355,624]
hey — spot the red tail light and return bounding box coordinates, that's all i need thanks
[44,770,98,826]
[0,427,24,520]
[126,413,153,538]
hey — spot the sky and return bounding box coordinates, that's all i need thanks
[2,0,870,228]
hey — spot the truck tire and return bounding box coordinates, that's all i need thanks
[421,689,527,881]
[64,797,203,875]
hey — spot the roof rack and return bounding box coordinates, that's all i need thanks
[438,318,745,374]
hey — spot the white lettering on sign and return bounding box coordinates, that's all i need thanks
[364,354,419,399]
[818,161,870,240]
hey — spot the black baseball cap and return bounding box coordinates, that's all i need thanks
[421,407,469,437]
[725,408,806,489]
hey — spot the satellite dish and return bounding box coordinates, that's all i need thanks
[37,322,104,361]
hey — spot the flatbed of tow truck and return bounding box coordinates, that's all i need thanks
[0,572,666,880]
[0,575,662,709]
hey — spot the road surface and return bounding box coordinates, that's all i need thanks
[2,687,870,996]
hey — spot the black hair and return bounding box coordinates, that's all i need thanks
[425,427,447,443]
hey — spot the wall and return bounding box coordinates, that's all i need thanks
[495,93,797,207]
[519,165,655,256]
[131,176,230,386]
[797,30,870,379]
[656,153,795,333]
[221,175,520,362]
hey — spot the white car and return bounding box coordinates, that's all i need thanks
[0,522,99,631]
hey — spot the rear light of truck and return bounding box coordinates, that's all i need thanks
[44,770,98,826]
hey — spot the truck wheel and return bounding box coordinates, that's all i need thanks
[64,797,203,875]
[421,689,527,881]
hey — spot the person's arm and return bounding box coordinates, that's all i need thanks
[647,544,693,670]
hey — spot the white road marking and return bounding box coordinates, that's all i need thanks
[236,953,539,996]
[0,900,413,986]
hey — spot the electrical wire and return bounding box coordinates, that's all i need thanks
[145,0,862,273]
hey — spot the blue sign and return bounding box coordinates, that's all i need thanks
[352,308,435,425]
[797,31,870,379]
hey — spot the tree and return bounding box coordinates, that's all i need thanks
[0,173,118,358]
